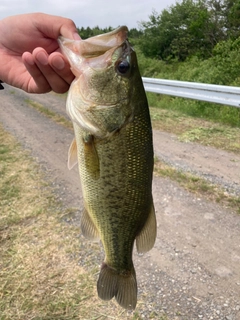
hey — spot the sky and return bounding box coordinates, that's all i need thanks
[0,0,176,30]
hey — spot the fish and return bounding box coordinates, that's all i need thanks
[58,26,157,310]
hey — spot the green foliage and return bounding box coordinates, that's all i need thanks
[77,26,113,39]
[138,0,221,61]
[134,47,176,78]
[157,37,240,86]
[77,26,143,41]
[136,32,240,128]
[138,0,240,61]
[146,92,240,127]
[224,0,240,38]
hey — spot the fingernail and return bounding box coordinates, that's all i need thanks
[73,32,81,40]
[36,51,48,65]
[22,52,35,65]
[52,56,65,70]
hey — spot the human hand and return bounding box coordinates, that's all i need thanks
[0,13,81,93]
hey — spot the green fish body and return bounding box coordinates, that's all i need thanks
[59,27,156,310]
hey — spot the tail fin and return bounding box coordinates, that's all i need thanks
[97,262,137,310]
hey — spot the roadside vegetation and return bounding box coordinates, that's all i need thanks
[154,158,240,214]
[150,107,240,154]
[25,99,72,129]
[138,51,240,128]
[25,99,240,155]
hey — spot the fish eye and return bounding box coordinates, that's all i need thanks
[116,60,130,75]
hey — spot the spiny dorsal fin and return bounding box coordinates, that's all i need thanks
[83,134,100,180]
[68,138,78,170]
[135,198,156,254]
[81,207,99,241]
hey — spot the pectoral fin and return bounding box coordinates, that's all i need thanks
[81,207,99,241]
[68,138,78,170]
[83,134,100,180]
[135,199,156,254]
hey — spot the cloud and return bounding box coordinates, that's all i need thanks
[0,0,175,29]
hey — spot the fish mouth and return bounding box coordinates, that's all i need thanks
[79,26,128,58]
[58,26,128,60]
[86,40,132,71]
[58,26,131,72]
[59,27,134,138]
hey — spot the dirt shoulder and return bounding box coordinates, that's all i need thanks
[1,85,240,320]
[153,131,240,196]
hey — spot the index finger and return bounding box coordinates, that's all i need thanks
[34,13,81,40]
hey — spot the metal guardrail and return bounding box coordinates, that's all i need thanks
[142,77,240,108]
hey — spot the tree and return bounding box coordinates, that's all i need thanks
[223,0,240,39]
[138,0,229,61]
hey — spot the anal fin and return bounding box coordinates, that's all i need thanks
[136,198,156,254]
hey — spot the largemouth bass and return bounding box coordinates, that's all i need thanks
[58,27,156,310]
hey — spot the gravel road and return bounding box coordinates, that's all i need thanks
[1,85,240,320]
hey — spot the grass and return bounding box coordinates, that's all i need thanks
[147,92,240,128]
[25,99,73,130]
[1,125,168,320]
[150,107,240,154]
[154,158,240,214]
[25,96,240,154]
